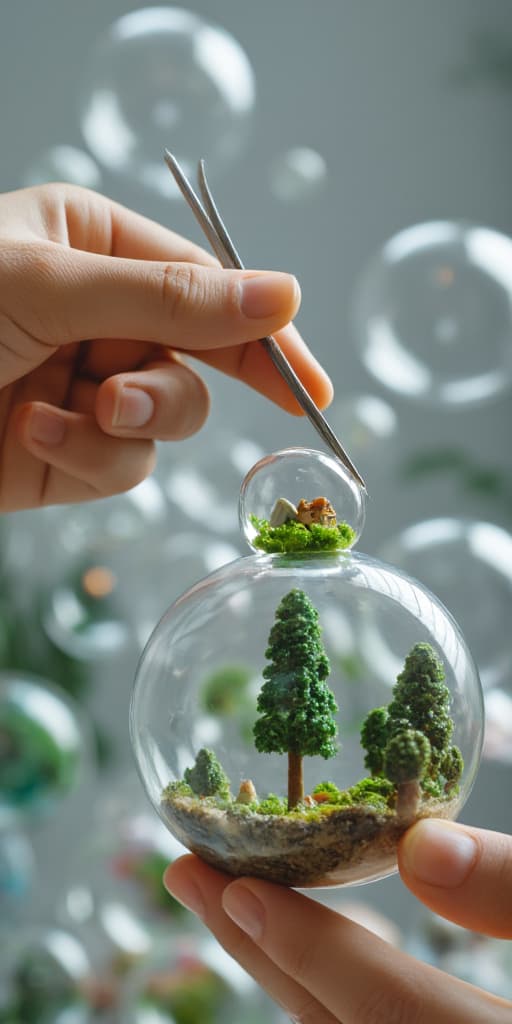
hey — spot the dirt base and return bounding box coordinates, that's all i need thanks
[160,795,458,887]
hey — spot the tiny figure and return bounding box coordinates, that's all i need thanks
[236,779,258,804]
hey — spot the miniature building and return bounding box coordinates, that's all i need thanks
[296,497,337,528]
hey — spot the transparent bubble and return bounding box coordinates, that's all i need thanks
[120,932,289,1024]
[22,145,102,189]
[0,926,94,1023]
[378,518,512,691]
[130,549,483,889]
[80,7,256,197]
[239,447,366,553]
[41,528,240,660]
[0,673,91,820]
[353,221,512,406]
[0,827,35,919]
[329,394,398,482]
[270,146,327,202]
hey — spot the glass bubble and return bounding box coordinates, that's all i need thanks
[239,447,366,552]
[120,932,289,1024]
[0,826,35,919]
[0,926,94,1023]
[378,518,512,691]
[353,221,512,406]
[0,673,90,820]
[270,146,327,202]
[22,145,102,189]
[329,394,398,482]
[80,7,255,197]
[131,548,483,888]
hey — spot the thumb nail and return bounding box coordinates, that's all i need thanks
[401,819,478,888]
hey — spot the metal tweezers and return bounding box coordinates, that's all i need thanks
[164,150,366,492]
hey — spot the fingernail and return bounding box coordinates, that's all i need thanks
[222,883,264,941]
[163,871,205,919]
[112,386,154,428]
[240,274,300,319]
[402,819,478,888]
[29,409,66,445]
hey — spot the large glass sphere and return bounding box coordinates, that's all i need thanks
[353,221,512,406]
[80,6,255,197]
[131,450,483,889]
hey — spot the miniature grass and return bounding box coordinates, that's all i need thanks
[250,515,356,554]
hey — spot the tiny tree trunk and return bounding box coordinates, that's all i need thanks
[288,751,304,810]
[396,780,421,822]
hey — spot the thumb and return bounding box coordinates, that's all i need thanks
[19,242,301,350]
[398,818,512,939]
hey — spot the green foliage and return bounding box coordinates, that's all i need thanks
[184,749,231,799]
[250,515,355,554]
[441,745,464,794]
[312,780,342,800]
[148,962,231,1024]
[254,589,339,759]
[256,793,287,815]
[361,707,389,774]
[347,776,395,806]
[162,780,194,799]
[384,730,431,785]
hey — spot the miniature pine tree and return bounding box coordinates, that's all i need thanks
[360,706,389,775]
[384,729,431,819]
[253,589,338,810]
[184,748,230,799]
[387,642,455,783]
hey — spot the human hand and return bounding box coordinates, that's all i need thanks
[0,183,332,511]
[163,819,512,1022]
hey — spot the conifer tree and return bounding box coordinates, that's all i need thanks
[253,589,338,809]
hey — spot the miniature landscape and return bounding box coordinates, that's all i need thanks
[250,494,356,553]
[161,580,463,887]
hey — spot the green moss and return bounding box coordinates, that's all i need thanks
[162,780,194,800]
[250,515,355,554]
[256,794,287,815]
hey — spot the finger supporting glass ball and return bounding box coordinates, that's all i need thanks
[130,552,483,889]
[239,447,367,553]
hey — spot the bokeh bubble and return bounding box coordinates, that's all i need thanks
[0,673,91,820]
[354,221,512,406]
[0,827,35,920]
[270,146,327,202]
[22,146,102,189]
[378,518,512,692]
[407,911,512,999]
[0,926,94,1023]
[80,6,256,196]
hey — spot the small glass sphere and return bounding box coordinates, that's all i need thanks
[120,932,289,1024]
[239,447,366,553]
[131,551,483,888]
[0,926,94,1023]
[270,146,327,202]
[22,145,102,189]
[354,221,512,406]
[0,673,91,820]
[378,518,512,691]
[80,6,255,196]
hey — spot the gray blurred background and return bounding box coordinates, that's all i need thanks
[1,0,512,1015]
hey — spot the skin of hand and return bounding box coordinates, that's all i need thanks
[163,819,512,1023]
[0,183,332,511]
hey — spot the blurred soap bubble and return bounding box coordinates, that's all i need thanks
[353,221,512,406]
[270,146,327,201]
[80,6,256,196]
[22,145,102,189]
[329,394,398,481]
[378,518,512,692]
[0,926,95,1022]
[0,673,92,821]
